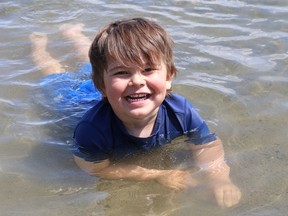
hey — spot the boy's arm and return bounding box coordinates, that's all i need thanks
[189,138,241,208]
[73,155,197,190]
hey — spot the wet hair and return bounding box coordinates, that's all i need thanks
[89,17,177,95]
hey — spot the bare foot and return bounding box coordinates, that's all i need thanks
[30,32,65,75]
[60,23,85,39]
[59,23,91,62]
[29,32,48,50]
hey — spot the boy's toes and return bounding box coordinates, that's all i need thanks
[29,32,48,41]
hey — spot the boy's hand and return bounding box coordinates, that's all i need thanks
[210,180,241,208]
[156,170,198,190]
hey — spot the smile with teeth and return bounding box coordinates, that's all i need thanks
[126,93,151,102]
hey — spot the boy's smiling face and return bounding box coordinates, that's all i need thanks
[103,58,173,127]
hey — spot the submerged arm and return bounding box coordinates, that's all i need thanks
[73,155,197,190]
[189,138,230,179]
[189,138,241,208]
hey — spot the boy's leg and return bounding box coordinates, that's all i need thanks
[60,23,91,62]
[30,33,65,76]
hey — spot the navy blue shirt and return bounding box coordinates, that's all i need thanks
[72,93,216,162]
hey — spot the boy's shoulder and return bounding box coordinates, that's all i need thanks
[165,93,187,101]
[81,100,113,124]
[163,93,193,113]
[162,93,204,133]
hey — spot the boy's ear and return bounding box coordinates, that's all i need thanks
[166,72,174,82]
[166,74,174,90]
[166,80,172,90]
[100,85,107,97]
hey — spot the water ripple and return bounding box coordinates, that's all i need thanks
[0,98,15,106]
[1,0,288,215]
[174,72,242,95]
[20,2,83,24]
[259,76,288,83]
[194,44,276,71]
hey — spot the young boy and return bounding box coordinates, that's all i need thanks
[30,18,241,208]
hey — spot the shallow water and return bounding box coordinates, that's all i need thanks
[1,0,288,215]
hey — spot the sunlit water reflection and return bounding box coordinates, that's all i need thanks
[0,0,287,215]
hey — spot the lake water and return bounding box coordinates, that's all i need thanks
[0,0,287,215]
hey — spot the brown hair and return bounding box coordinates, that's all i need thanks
[89,17,177,94]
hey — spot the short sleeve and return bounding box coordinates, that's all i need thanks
[165,94,217,145]
[71,122,110,162]
[186,121,216,144]
[184,100,216,144]
[184,103,216,144]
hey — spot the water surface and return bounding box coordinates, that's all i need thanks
[0,0,287,215]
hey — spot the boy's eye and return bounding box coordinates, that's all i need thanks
[143,68,153,72]
[114,71,128,75]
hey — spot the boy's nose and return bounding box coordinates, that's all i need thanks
[129,72,145,87]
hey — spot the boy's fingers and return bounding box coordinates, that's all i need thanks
[223,190,234,207]
[214,184,242,208]
[171,181,187,190]
[214,189,225,208]
[227,186,241,207]
[231,187,242,206]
